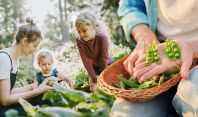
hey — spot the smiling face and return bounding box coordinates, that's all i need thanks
[39,57,53,74]
[76,23,96,41]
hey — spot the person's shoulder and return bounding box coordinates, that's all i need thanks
[97,32,108,40]
[97,32,109,43]
[76,37,83,44]
[97,32,107,38]
[52,68,58,73]
[0,51,11,63]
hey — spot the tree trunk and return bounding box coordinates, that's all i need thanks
[58,0,69,41]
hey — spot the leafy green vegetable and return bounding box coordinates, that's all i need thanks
[38,107,83,117]
[113,53,127,62]
[117,76,139,88]
[18,98,37,117]
[54,83,90,107]
[42,92,68,107]
[74,69,90,92]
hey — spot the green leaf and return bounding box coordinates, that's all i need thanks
[54,83,89,105]
[38,107,83,117]
[18,98,36,117]
[42,92,68,107]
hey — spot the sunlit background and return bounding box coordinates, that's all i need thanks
[0,0,130,86]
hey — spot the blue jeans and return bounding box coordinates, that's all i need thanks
[172,65,198,117]
[110,85,177,117]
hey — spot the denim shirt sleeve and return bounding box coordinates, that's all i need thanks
[118,0,149,49]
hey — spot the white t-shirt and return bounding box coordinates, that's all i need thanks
[157,0,198,40]
[0,48,19,80]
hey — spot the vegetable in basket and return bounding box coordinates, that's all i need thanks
[114,40,181,90]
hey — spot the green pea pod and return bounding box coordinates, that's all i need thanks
[118,76,139,88]
[120,80,125,89]
[127,80,139,88]
[158,75,165,86]
[129,78,138,84]
[128,87,140,90]
[139,80,158,89]
[113,83,121,88]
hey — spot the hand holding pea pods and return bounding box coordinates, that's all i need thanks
[133,40,193,82]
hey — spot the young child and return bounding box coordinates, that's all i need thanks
[75,12,113,89]
[33,50,70,88]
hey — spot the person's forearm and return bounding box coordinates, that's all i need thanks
[1,89,40,106]
[100,61,108,71]
[11,83,34,94]
[131,24,159,44]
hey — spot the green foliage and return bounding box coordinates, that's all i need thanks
[18,98,37,117]
[0,0,24,42]
[16,59,37,87]
[14,84,115,117]
[113,25,132,49]
[54,83,90,107]
[38,107,84,117]
[42,92,68,107]
[113,52,128,62]
[74,69,90,92]
[0,33,14,49]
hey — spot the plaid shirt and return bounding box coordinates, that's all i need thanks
[118,0,157,49]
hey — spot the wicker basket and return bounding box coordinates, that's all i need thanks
[98,56,197,102]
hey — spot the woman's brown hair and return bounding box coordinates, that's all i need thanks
[14,17,42,44]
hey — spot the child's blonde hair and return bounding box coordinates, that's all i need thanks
[75,12,104,33]
[75,12,112,45]
[37,51,53,65]
[33,49,57,70]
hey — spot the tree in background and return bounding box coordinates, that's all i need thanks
[0,0,25,49]
[101,0,130,48]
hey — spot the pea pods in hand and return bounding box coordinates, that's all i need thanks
[146,42,160,65]
[164,40,181,61]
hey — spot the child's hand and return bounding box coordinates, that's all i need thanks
[90,81,97,92]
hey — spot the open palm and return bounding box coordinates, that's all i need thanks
[133,40,193,82]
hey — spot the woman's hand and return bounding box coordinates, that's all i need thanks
[35,79,54,94]
[123,24,159,76]
[133,40,194,82]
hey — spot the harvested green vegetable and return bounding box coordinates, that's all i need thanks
[146,42,160,65]
[164,40,181,61]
